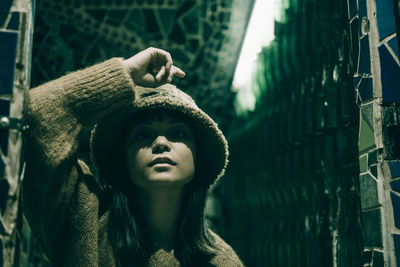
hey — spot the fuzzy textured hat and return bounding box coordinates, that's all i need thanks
[90,84,228,188]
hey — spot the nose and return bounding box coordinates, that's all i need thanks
[152,136,171,153]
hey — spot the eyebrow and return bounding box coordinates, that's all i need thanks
[136,119,188,126]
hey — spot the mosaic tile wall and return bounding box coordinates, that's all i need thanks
[354,0,400,265]
[14,0,400,266]
[216,0,364,266]
[0,0,35,266]
[31,0,255,132]
[27,0,254,265]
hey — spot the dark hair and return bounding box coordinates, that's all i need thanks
[103,109,218,266]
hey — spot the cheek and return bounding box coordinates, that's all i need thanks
[126,147,147,175]
[178,144,196,173]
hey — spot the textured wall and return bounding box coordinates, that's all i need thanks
[216,1,363,266]
[0,0,34,266]
[27,0,254,265]
[354,0,400,265]
[10,0,400,266]
[31,0,255,131]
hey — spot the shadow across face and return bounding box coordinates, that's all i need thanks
[125,110,197,190]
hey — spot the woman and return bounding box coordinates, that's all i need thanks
[23,47,243,266]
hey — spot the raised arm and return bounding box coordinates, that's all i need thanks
[22,48,184,256]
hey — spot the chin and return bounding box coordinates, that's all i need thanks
[130,167,195,189]
[136,174,193,188]
[150,175,192,184]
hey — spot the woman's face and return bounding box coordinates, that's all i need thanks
[125,112,196,189]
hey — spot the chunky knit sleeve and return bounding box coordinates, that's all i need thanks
[210,231,244,266]
[22,58,135,259]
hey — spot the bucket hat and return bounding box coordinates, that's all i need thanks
[90,84,228,188]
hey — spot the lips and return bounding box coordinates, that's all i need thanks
[148,157,177,167]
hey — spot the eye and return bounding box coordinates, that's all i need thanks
[134,130,152,139]
[171,130,187,139]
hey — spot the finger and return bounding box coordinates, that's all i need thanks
[166,72,174,83]
[152,65,160,74]
[143,73,156,84]
[171,66,185,78]
[164,53,173,76]
[153,49,173,78]
[156,65,166,82]
[163,66,185,83]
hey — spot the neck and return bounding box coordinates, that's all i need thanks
[136,186,185,251]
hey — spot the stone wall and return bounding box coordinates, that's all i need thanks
[0,0,35,266]
[355,0,400,265]
[3,0,400,266]
[217,1,364,266]
[30,0,255,131]
[217,0,400,266]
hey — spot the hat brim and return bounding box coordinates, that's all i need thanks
[90,92,228,189]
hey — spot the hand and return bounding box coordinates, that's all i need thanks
[123,47,185,87]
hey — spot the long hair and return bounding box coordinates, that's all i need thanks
[109,181,217,266]
[103,110,218,266]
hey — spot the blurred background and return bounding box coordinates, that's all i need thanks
[1,0,400,266]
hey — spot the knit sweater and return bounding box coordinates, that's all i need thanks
[23,58,243,266]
